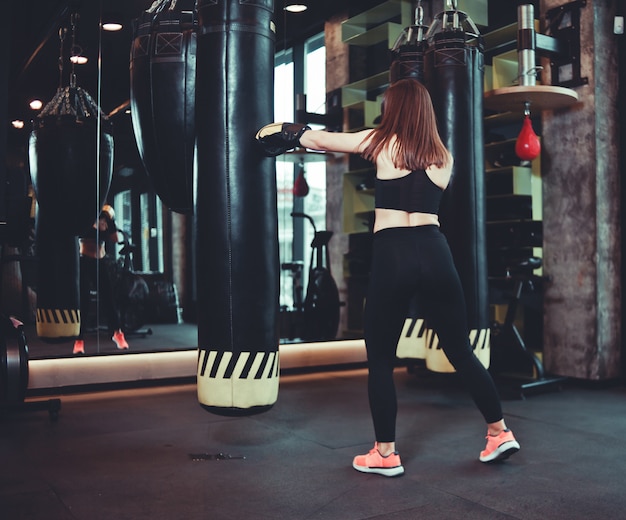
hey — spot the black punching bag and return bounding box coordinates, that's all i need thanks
[29,86,114,341]
[423,6,490,371]
[389,4,429,84]
[130,0,196,214]
[390,5,430,361]
[195,0,278,415]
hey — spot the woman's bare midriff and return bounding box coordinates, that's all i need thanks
[79,239,106,259]
[373,208,440,233]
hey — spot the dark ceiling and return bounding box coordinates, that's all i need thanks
[5,0,518,181]
[6,0,384,125]
[5,0,385,183]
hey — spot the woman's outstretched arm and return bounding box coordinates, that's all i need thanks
[299,129,373,154]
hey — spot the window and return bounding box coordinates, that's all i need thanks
[274,34,326,312]
[113,190,163,273]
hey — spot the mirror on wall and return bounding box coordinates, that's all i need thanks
[3,1,356,361]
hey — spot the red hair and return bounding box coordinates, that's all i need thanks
[362,79,449,170]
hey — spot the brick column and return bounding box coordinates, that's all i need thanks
[540,0,621,379]
[324,13,351,337]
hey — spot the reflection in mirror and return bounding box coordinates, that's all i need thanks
[9,3,363,362]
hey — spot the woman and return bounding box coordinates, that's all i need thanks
[73,205,129,354]
[256,78,519,476]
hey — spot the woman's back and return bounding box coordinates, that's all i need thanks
[372,143,452,233]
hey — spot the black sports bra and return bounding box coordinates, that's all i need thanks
[375,169,444,214]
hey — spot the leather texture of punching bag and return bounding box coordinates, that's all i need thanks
[389,6,429,84]
[29,86,113,341]
[195,0,279,416]
[389,22,429,360]
[390,39,428,83]
[29,87,114,234]
[130,2,196,214]
[424,32,490,372]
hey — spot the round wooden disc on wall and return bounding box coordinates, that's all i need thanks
[484,85,579,113]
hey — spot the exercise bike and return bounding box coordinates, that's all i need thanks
[290,212,341,341]
[280,259,305,340]
[489,256,566,398]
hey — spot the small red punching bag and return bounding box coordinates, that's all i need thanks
[515,107,541,161]
[293,163,309,197]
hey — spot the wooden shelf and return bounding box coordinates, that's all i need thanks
[484,85,579,113]
[343,22,405,48]
[484,111,532,129]
[343,169,375,234]
[341,0,411,43]
[342,72,389,108]
[486,166,536,196]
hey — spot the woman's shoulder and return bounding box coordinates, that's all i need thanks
[425,153,453,189]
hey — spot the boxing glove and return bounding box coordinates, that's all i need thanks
[255,122,311,157]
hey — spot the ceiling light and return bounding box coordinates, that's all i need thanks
[11,120,25,129]
[102,22,123,32]
[70,54,88,64]
[101,12,123,32]
[285,3,308,13]
[29,99,43,110]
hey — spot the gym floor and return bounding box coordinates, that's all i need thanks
[2,364,626,519]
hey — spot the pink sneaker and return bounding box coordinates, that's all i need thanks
[353,443,404,477]
[112,330,129,350]
[73,339,85,355]
[480,429,520,463]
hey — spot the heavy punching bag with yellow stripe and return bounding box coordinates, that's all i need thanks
[29,86,113,341]
[422,5,490,371]
[195,0,279,415]
[390,6,430,361]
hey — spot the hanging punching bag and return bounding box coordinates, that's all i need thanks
[423,5,490,371]
[195,0,278,416]
[390,4,430,361]
[29,86,114,341]
[389,4,429,84]
[130,0,196,214]
[515,114,541,161]
[293,164,309,197]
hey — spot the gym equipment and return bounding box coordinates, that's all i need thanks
[33,220,81,341]
[195,0,279,416]
[279,260,305,340]
[490,257,566,398]
[29,15,113,234]
[291,212,340,341]
[389,2,429,83]
[256,122,311,157]
[29,21,113,341]
[0,315,61,421]
[293,162,310,198]
[515,106,541,161]
[421,1,490,372]
[130,0,196,213]
[513,5,542,164]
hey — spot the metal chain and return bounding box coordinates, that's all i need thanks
[57,27,67,89]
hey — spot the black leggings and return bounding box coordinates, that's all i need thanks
[363,226,502,442]
[79,256,120,337]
